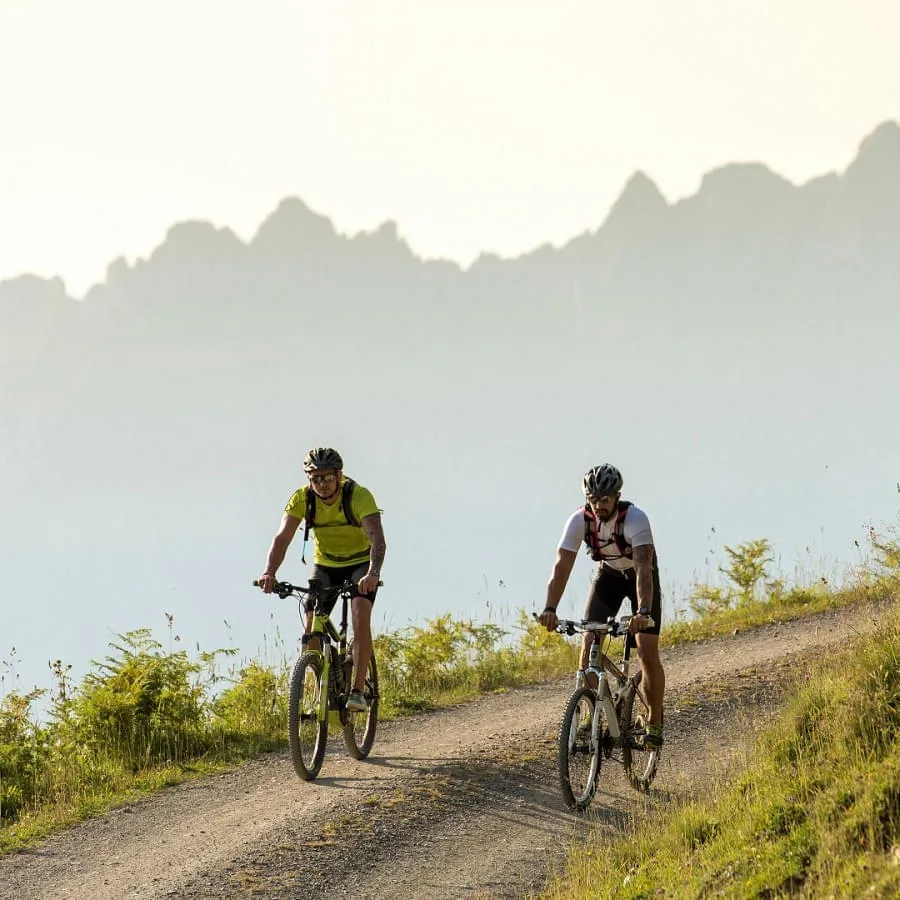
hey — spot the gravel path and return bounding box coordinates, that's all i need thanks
[0,602,885,899]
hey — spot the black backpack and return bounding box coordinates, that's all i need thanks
[301,479,360,564]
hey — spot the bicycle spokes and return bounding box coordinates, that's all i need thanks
[621,680,660,792]
[289,653,328,780]
[343,654,379,760]
[558,688,601,811]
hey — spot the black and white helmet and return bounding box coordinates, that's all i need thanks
[583,463,623,497]
[303,447,344,473]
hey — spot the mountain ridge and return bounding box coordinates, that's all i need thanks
[3,119,896,305]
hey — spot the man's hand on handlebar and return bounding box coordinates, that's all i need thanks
[628,607,654,634]
[538,607,559,632]
[357,572,380,596]
[257,573,277,594]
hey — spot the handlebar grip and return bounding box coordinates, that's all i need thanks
[252,579,261,587]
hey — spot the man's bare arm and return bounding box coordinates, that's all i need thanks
[546,548,577,611]
[264,514,301,576]
[361,512,386,577]
[538,548,577,630]
[632,544,656,613]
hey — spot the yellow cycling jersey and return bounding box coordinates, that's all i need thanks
[284,478,379,567]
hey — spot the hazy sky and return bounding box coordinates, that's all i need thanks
[2,0,898,297]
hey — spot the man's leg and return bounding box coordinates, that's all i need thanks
[304,566,338,654]
[350,594,374,693]
[581,565,624,689]
[635,632,665,726]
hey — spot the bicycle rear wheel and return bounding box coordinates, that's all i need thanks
[621,670,660,792]
[288,652,328,780]
[558,687,601,811]
[343,651,379,759]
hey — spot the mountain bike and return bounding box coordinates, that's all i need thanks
[552,615,660,810]
[253,578,380,780]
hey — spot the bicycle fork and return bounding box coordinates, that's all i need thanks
[591,672,621,743]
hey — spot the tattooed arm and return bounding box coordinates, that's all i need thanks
[632,544,657,626]
[361,512,386,580]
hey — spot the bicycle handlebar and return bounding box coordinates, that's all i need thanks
[252,578,384,600]
[532,613,655,637]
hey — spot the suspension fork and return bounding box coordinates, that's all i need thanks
[591,672,622,741]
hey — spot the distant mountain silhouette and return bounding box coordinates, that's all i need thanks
[2,121,899,697]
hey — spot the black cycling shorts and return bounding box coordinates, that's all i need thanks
[307,562,377,616]
[584,564,662,636]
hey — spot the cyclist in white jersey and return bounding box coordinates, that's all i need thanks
[538,463,666,748]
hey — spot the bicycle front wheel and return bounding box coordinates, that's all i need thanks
[343,651,379,760]
[288,652,328,780]
[621,670,660,792]
[558,687,601,811]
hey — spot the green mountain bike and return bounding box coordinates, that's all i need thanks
[553,615,660,810]
[255,578,380,780]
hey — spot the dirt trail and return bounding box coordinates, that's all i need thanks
[0,602,884,900]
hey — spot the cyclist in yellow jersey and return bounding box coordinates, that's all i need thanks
[257,447,386,712]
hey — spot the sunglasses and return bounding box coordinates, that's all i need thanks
[587,493,617,506]
[309,473,337,485]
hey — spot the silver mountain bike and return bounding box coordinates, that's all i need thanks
[554,615,661,810]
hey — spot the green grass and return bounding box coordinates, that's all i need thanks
[661,576,887,647]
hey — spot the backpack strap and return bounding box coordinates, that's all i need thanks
[301,487,317,565]
[300,479,360,564]
[583,505,600,560]
[340,479,360,527]
[582,500,634,561]
[612,500,633,559]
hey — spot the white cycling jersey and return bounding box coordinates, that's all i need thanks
[557,503,654,573]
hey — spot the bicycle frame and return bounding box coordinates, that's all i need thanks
[591,669,622,742]
[553,613,659,808]
[581,625,632,742]
[301,591,352,730]
[257,576,381,780]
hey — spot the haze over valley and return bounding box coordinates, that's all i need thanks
[2,121,899,698]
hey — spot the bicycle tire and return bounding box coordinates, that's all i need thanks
[343,651,379,760]
[558,686,601,811]
[288,652,328,780]
[621,669,660,792]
